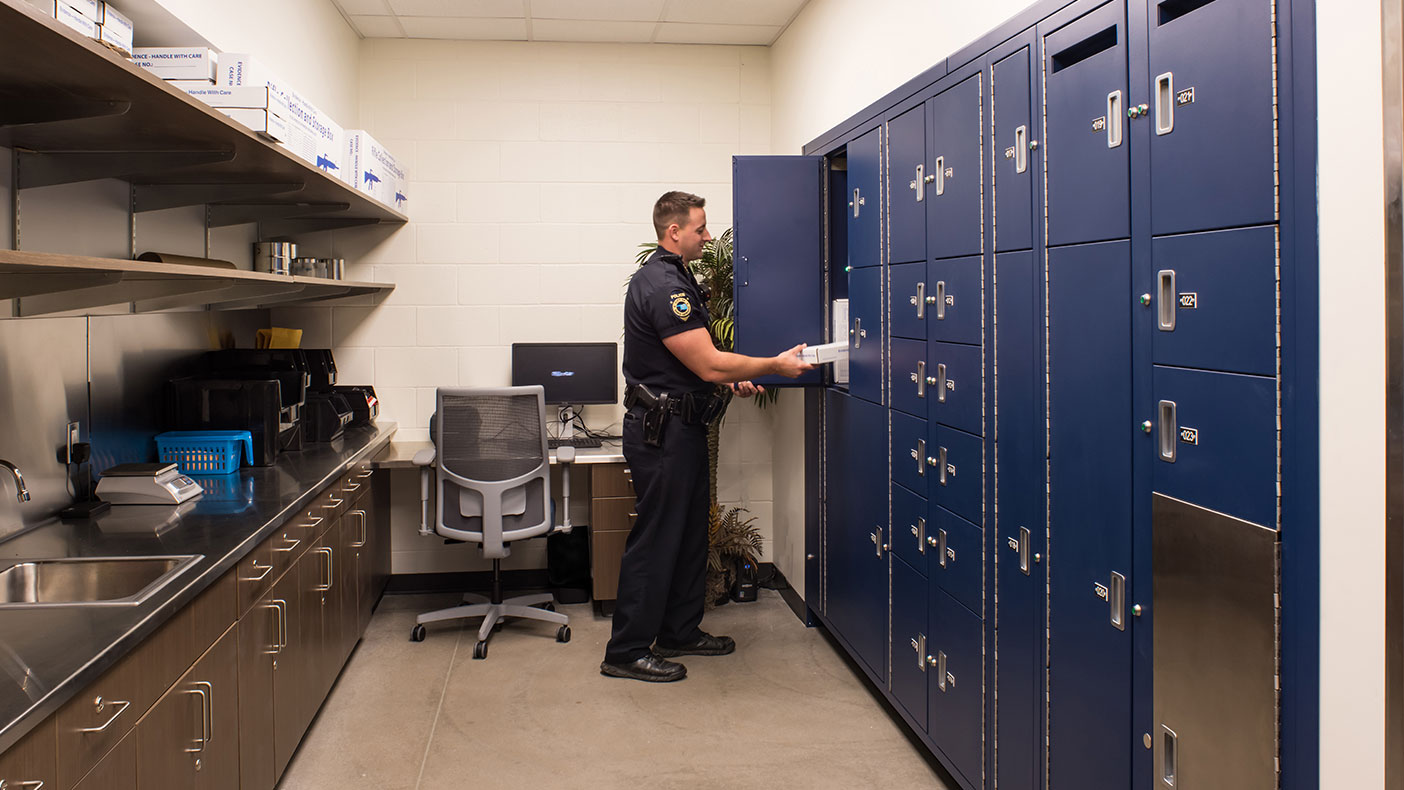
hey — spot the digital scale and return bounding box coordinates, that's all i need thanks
[95,463,203,505]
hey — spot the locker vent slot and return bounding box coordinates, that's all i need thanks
[1158,0,1217,25]
[1050,26,1117,73]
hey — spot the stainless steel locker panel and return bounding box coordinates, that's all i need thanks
[890,103,928,265]
[993,44,1035,252]
[929,424,983,526]
[890,261,928,340]
[848,126,884,269]
[1150,225,1277,376]
[892,408,929,496]
[1153,493,1278,790]
[1043,1,1130,246]
[1152,365,1276,528]
[927,73,984,260]
[927,255,983,345]
[1146,0,1276,235]
[928,340,983,436]
[892,479,930,574]
[930,505,982,616]
[891,337,929,418]
[893,555,931,732]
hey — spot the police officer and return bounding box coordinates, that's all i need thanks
[600,191,814,683]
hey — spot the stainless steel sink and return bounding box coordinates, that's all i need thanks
[0,555,202,608]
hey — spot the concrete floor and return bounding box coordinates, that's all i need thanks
[278,589,949,790]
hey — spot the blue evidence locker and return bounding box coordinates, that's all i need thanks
[1047,240,1134,790]
[928,341,982,436]
[890,338,929,419]
[928,586,985,788]
[847,127,884,269]
[892,555,930,732]
[889,104,928,265]
[848,265,884,404]
[1146,0,1276,235]
[890,261,928,341]
[824,391,888,682]
[927,74,984,261]
[927,256,983,346]
[1044,1,1130,247]
[993,46,1035,252]
[732,156,825,387]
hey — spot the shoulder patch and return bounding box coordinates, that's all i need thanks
[669,291,693,321]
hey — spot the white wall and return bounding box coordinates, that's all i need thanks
[1317,1,1386,786]
[273,39,773,573]
[766,0,1040,598]
[152,0,361,123]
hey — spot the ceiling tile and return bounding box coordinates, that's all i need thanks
[388,0,525,17]
[333,0,393,15]
[530,18,655,42]
[349,14,405,36]
[398,16,529,39]
[663,0,806,27]
[529,0,665,22]
[654,22,780,46]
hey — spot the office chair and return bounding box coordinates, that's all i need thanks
[410,385,571,659]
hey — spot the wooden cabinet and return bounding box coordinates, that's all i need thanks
[136,626,239,790]
[270,561,305,781]
[236,595,278,790]
[589,463,636,609]
[0,715,55,790]
[73,729,135,790]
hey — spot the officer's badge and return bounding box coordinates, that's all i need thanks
[670,292,692,320]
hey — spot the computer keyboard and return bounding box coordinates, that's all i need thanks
[548,435,605,449]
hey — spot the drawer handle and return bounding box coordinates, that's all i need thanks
[343,482,362,493]
[184,681,212,753]
[351,509,368,547]
[301,515,324,529]
[274,536,302,553]
[315,548,334,591]
[79,696,130,733]
[322,497,345,509]
[270,599,288,654]
[0,781,46,789]
[242,559,273,582]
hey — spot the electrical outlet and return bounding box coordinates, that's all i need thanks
[66,421,79,463]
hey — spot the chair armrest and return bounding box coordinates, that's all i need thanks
[412,448,437,467]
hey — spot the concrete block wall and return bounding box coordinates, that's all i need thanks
[273,39,777,573]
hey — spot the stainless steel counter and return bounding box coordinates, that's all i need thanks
[0,421,397,755]
[372,439,626,469]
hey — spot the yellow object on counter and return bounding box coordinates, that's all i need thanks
[256,328,302,349]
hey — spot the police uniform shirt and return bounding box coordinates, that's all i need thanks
[623,247,712,395]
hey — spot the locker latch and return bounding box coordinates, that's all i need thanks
[871,526,886,557]
[913,516,926,554]
[911,164,926,202]
[913,634,927,671]
[913,360,927,398]
[850,187,865,217]
[913,281,926,319]
[915,438,927,477]
[851,317,865,349]
[927,651,954,691]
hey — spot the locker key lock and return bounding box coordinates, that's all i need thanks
[1132,604,1143,616]
[1141,420,1153,433]
[1140,293,1152,306]
[1144,733,1153,749]
[1029,139,1039,150]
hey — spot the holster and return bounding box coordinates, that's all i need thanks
[625,384,670,447]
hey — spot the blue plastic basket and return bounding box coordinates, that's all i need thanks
[154,430,254,476]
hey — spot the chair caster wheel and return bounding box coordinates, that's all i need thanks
[542,602,555,612]
[556,625,571,643]
[410,624,426,642]
[473,641,488,659]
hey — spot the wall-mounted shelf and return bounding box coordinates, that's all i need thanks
[0,249,393,316]
[0,0,408,237]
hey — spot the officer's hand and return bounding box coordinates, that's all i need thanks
[731,381,763,398]
[773,344,815,378]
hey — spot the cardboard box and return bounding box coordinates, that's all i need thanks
[217,53,346,180]
[62,0,99,22]
[97,3,132,51]
[183,85,290,112]
[830,298,850,385]
[132,47,218,81]
[346,130,408,210]
[167,78,216,88]
[800,341,849,366]
[54,2,97,37]
[219,107,290,143]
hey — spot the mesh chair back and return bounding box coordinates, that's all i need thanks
[432,386,552,557]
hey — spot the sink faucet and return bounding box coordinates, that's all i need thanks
[0,460,30,503]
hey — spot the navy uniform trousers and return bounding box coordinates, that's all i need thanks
[603,405,710,664]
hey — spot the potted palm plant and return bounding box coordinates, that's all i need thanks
[634,228,766,605]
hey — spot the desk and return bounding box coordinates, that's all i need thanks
[372,440,633,612]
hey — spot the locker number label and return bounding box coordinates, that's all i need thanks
[946,379,956,392]
[1092,116,1107,133]
[1179,427,1199,445]
[1007,537,1020,552]
[944,166,954,179]
[1094,582,1110,600]
[946,463,956,477]
[1004,146,1017,160]
[1176,87,1196,106]
[1178,292,1198,309]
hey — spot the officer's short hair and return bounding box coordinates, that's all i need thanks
[653,191,706,238]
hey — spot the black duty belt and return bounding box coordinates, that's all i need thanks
[624,384,731,425]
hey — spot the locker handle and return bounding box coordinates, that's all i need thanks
[936,651,948,691]
[934,156,946,196]
[935,281,947,320]
[915,281,926,319]
[1107,90,1124,148]
[936,363,948,403]
[915,360,926,398]
[916,438,926,477]
[937,528,948,569]
[1155,72,1175,135]
[1161,725,1179,786]
[917,634,927,671]
[914,516,926,554]
[915,163,926,202]
[1014,125,1028,173]
[1019,526,1031,575]
[938,446,949,486]
[1158,400,1178,463]
[1157,270,1177,330]
[1110,571,1127,631]
[852,187,863,217]
[871,526,885,557]
[852,317,864,349]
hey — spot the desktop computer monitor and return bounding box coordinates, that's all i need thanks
[510,342,618,406]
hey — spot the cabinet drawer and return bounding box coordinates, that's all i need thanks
[308,486,349,527]
[236,539,276,617]
[73,728,134,790]
[340,464,375,505]
[0,716,55,790]
[591,464,635,498]
[590,497,636,532]
[271,510,322,577]
[590,528,629,601]
[57,643,147,789]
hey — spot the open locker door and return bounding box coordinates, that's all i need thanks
[733,155,825,387]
